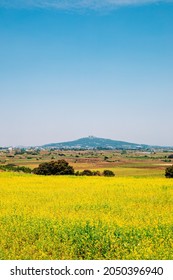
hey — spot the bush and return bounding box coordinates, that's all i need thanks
[80,169,93,176]
[103,170,115,177]
[165,165,173,178]
[33,160,74,176]
[75,170,101,176]
[0,164,32,173]
[15,166,32,173]
[92,170,101,176]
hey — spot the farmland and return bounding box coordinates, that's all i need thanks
[0,149,173,259]
[0,148,172,175]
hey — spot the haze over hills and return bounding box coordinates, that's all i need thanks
[1,136,172,150]
[41,136,163,150]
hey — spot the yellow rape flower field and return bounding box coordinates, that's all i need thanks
[0,172,173,260]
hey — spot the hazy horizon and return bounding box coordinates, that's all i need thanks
[0,1,173,147]
[1,135,173,148]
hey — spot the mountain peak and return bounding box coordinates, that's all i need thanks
[87,135,97,139]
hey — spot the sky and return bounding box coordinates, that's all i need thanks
[0,0,173,147]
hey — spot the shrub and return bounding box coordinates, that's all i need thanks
[75,170,101,176]
[80,170,93,176]
[0,164,32,173]
[15,166,32,173]
[165,165,173,178]
[103,170,115,177]
[33,160,74,175]
[92,170,101,176]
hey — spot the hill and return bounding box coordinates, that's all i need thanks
[42,136,151,150]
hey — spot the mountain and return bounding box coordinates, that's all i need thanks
[41,136,153,150]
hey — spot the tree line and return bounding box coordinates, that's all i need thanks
[0,160,115,177]
[1,159,173,178]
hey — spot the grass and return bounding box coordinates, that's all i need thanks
[0,172,173,259]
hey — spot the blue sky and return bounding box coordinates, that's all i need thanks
[0,0,173,146]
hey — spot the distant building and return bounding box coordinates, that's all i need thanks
[8,147,13,153]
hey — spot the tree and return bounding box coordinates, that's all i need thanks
[168,154,173,159]
[33,160,74,175]
[103,170,115,177]
[165,165,173,178]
